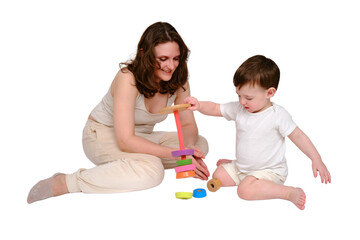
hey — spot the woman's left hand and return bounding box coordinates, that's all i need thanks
[187,146,209,180]
[192,156,210,180]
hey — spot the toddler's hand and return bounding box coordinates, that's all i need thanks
[312,159,331,184]
[184,97,199,111]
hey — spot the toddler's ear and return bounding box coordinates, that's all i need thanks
[267,87,277,98]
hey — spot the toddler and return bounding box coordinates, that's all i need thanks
[185,55,331,210]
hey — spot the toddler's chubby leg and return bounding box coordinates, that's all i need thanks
[212,165,237,187]
[237,176,306,210]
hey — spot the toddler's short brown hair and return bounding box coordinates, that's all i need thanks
[233,55,280,90]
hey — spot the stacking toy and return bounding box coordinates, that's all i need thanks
[159,104,195,179]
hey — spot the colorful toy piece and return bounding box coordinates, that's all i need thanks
[175,164,196,173]
[176,159,192,166]
[171,149,194,157]
[176,170,196,179]
[207,178,222,192]
[175,192,193,199]
[159,104,191,114]
[193,188,207,198]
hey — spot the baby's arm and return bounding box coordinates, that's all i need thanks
[185,97,222,117]
[288,127,331,184]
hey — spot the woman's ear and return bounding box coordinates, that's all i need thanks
[266,87,277,98]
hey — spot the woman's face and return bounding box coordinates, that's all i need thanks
[153,41,180,82]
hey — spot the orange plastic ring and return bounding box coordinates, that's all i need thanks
[176,170,196,179]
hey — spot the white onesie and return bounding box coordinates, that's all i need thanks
[220,102,296,177]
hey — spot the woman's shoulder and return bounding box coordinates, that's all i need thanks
[115,67,136,84]
[111,68,138,96]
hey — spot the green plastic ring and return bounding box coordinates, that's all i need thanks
[176,158,192,166]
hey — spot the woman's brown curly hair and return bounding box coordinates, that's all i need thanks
[121,22,190,98]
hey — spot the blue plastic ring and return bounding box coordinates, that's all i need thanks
[193,188,207,198]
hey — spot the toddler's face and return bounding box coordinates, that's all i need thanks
[236,83,275,113]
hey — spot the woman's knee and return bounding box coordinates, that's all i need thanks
[149,161,165,187]
[140,157,165,188]
[195,135,209,156]
[111,155,165,191]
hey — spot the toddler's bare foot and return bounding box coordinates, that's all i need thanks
[288,187,306,210]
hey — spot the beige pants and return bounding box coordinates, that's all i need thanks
[65,120,209,193]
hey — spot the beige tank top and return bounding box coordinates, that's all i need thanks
[90,88,176,133]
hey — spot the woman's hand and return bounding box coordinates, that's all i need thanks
[192,156,210,180]
[187,146,209,180]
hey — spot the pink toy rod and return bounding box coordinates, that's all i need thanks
[173,110,186,160]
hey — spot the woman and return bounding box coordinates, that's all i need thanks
[27,22,209,203]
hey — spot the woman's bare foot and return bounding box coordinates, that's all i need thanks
[288,187,306,210]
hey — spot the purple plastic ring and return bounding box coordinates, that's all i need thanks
[171,149,194,157]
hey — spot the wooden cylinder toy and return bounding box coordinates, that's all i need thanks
[207,178,222,192]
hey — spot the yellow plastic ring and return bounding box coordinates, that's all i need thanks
[175,192,193,199]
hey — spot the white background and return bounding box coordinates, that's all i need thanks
[1,0,359,239]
